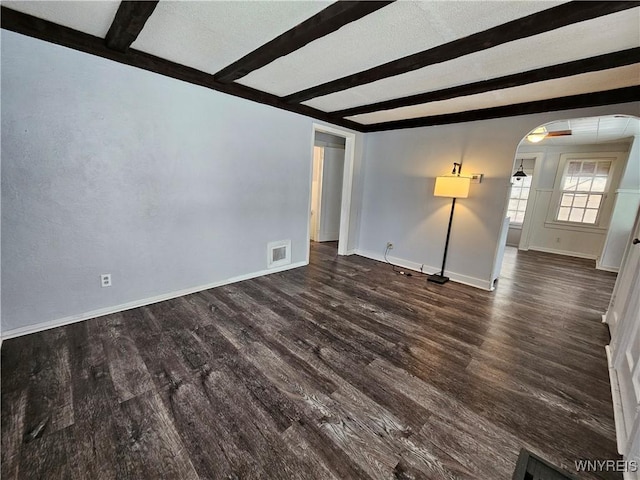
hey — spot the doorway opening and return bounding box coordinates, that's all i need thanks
[307,124,356,260]
[495,114,639,284]
[311,133,345,252]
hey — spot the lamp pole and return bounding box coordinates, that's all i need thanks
[428,196,456,284]
[428,162,464,285]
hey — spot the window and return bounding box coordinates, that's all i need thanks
[556,159,611,225]
[508,175,532,224]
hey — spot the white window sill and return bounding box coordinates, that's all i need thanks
[543,221,607,234]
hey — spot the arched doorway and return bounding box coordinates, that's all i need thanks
[502,114,639,273]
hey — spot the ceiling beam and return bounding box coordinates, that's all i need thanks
[214,1,394,84]
[105,1,159,52]
[284,1,640,104]
[1,7,364,132]
[332,48,640,118]
[362,86,640,132]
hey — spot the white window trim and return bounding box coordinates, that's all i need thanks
[508,164,535,226]
[512,152,544,251]
[545,152,627,230]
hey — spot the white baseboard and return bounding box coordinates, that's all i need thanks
[353,248,493,291]
[528,246,597,260]
[606,345,627,455]
[596,258,620,273]
[1,261,308,341]
[318,234,339,242]
[345,249,356,255]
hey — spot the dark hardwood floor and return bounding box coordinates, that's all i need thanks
[1,243,620,479]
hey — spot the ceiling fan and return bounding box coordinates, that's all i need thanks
[526,126,572,143]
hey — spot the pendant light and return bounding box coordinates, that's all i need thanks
[513,159,527,181]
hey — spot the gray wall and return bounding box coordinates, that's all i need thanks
[1,31,361,333]
[357,104,640,289]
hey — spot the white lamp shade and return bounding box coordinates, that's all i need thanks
[434,176,470,198]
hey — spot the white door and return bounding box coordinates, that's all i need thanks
[310,146,324,242]
[608,204,640,473]
[317,147,344,242]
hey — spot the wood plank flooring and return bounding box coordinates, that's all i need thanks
[1,243,621,479]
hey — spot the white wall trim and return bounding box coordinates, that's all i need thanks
[1,260,307,341]
[546,151,627,229]
[527,245,597,260]
[596,258,620,273]
[354,248,494,291]
[606,345,628,455]
[516,152,545,251]
[310,123,357,257]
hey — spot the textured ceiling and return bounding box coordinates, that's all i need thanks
[3,0,120,37]
[131,1,332,75]
[237,0,561,96]
[2,1,639,132]
[304,8,640,112]
[347,64,640,124]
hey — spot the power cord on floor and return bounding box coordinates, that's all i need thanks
[384,245,409,275]
[384,245,434,279]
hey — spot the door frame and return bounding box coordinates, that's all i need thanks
[307,123,356,258]
[516,152,544,251]
[605,202,640,461]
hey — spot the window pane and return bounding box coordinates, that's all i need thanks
[521,187,530,200]
[577,177,592,190]
[561,194,573,207]
[564,176,578,191]
[569,208,585,222]
[568,161,581,174]
[509,199,518,210]
[558,207,570,221]
[558,158,611,225]
[507,209,515,219]
[517,200,528,212]
[583,209,598,224]
[591,177,607,192]
[522,177,532,188]
[510,186,521,199]
[515,211,525,223]
[573,194,588,208]
[587,194,602,209]
[597,162,611,175]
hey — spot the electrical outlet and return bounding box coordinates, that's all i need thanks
[101,274,112,287]
[386,242,394,250]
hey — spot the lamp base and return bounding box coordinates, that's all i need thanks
[428,274,449,284]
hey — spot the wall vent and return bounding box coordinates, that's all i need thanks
[267,240,291,269]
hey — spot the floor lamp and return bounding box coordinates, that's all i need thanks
[428,163,471,285]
